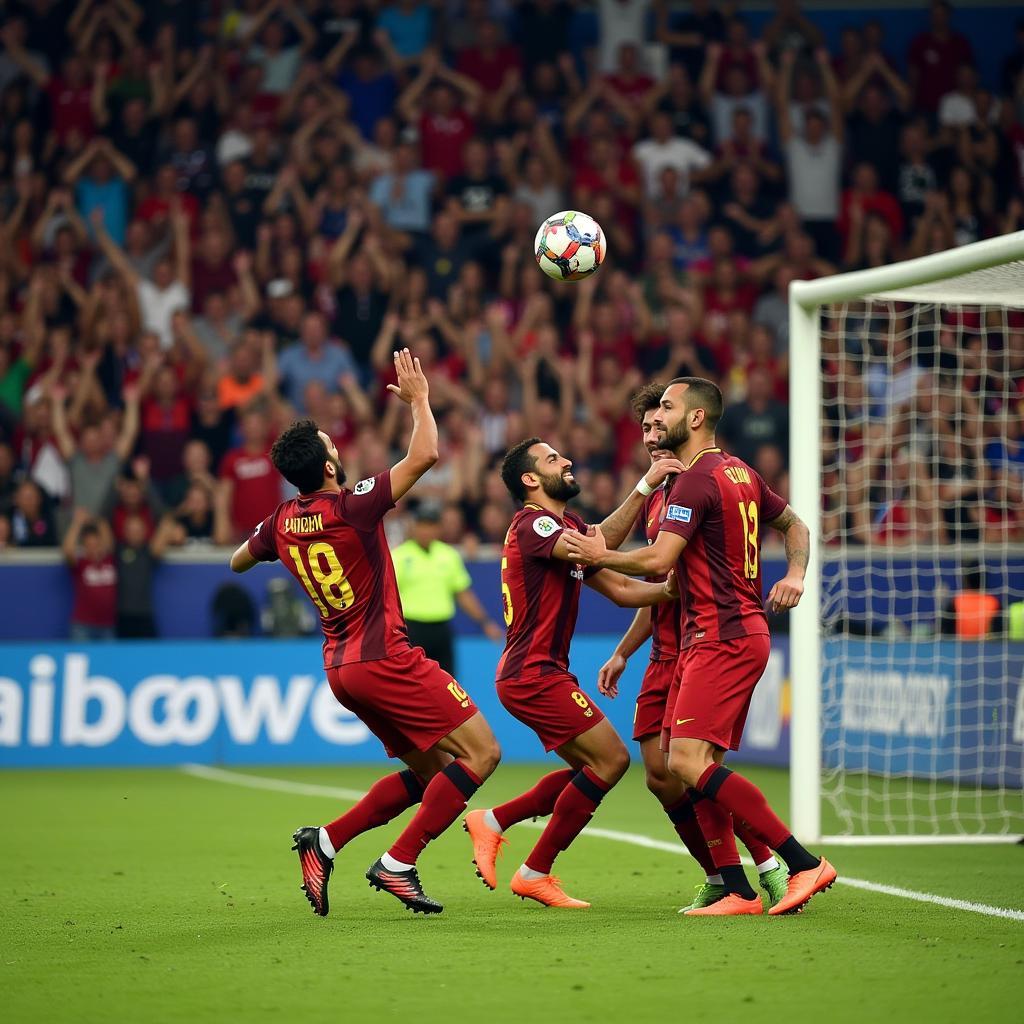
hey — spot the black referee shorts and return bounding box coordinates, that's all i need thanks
[405,619,456,677]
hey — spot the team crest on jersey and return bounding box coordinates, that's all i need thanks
[353,477,376,495]
[666,504,692,523]
[533,515,560,537]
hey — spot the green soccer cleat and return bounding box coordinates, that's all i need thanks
[678,882,725,914]
[759,864,790,909]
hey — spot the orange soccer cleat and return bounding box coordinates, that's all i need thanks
[510,870,590,908]
[683,892,763,916]
[463,810,508,890]
[767,857,838,916]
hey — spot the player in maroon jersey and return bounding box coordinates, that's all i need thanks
[229,349,500,917]
[596,384,789,913]
[565,377,837,917]
[463,437,683,908]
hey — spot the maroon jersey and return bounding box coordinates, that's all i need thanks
[247,471,410,668]
[642,484,682,660]
[659,448,787,649]
[496,504,592,681]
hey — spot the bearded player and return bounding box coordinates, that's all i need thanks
[463,438,682,908]
[230,349,500,917]
[565,377,836,916]
[597,384,790,912]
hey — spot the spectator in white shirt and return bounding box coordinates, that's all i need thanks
[776,48,844,261]
[91,201,191,350]
[632,110,713,196]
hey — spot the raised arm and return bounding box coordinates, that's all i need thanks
[387,348,439,501]
[171,200,191,290]
[595,458,685,549]
[775,49,796,142]
[765,504,809,612]
[698,42,723,106]
[815,48,845,142]
[0,26,49,87]
[90,209,140,287]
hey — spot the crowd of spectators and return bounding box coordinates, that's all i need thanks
[1,0,1023,634]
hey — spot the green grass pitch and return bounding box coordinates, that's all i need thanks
[3,762,1023,1023]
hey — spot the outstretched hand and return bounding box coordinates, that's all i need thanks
[386,348,430,405]
[597,651,626,698]
[564,524,608,566]
[643,456,685,488]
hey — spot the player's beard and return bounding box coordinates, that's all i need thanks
[657,417,690,454]
[328,454,346,486]
[539,470,581,502]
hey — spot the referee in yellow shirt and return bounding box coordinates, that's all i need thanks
[392,506,504,675]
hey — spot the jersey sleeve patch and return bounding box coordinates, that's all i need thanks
[353,477,376,495]
[666,504,692,523]
[533,515,561,538]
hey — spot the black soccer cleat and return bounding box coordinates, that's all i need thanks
[365,857,443,915]
[291,826,333,917]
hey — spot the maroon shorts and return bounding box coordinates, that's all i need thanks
[327,644,478,758]
[497,671,606,752]
[668,634,772,751]
[633,657,675,742]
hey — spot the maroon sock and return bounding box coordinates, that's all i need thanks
[664,794,717,876]
[491,769,576,831]
[696,764,791,849]
[325,769,425,851]
[387,760,482,865]
[524,767,613,875]
[734,818,774,866]
[690,788,742,869]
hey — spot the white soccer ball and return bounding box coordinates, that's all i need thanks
[534,210,607,282]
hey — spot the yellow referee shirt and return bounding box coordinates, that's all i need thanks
[392,539,473,623]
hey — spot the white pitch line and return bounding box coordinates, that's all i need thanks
[180,764,1024,923]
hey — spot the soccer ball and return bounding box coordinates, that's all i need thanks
[534,210,607,281]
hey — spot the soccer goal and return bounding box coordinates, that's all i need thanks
[789,231,1024,845]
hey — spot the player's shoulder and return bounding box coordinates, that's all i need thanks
[512,504,564,539]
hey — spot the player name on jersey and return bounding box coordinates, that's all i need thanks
[284,514,324,534]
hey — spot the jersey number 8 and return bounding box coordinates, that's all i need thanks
[288,542,355,617]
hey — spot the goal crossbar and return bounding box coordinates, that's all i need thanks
[788,231,1024,846]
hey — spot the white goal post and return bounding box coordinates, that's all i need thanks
[789,231,1024,845]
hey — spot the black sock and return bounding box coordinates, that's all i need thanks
[720,864,757,900]
[777,836,820,875]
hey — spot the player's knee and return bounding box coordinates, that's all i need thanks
[472,736,501,779]
[604,742,631,784]
[645,765,673,802]
[666,749,701,789]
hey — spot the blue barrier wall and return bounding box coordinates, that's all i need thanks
[0,637,790,769]
[822,639,1024,789]
[0,557,792,640]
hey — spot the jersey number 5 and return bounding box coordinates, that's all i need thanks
[288,542,355,617]
[738,501,759,580]
[500,556,514,626]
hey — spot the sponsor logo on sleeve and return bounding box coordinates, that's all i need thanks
[353,477,376,495]
[666,504,692,523]
[252,521,263,536]
[533,515,560,537]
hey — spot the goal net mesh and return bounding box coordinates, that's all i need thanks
[818,279,1024,839]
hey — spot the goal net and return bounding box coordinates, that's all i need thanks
[789,233,1024,844]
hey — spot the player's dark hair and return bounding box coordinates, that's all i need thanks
[270,419,330,494]
[667,377,724,431]
[501,437,543,502]
[630,382,664,424]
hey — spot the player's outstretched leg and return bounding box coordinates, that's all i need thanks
[464,768,575,889]
[669,739,836,916]
[510,720,630,909]
[368,713,500,914]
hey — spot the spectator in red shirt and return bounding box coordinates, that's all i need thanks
[907,0,973,113]
[138,363,193,497]
[604,43,656,105]
[217,405,282,543]
[838,162,905,250]
[456,19,522,93]
[398,51,481,181]
[190,224,237,314]
[63,509,117,641]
